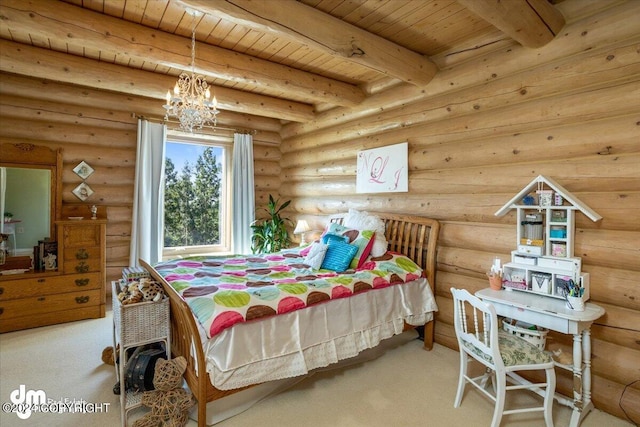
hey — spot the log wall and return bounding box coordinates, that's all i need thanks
[0,73,283,284]
[0,0,637,423]
[280,1,639,422]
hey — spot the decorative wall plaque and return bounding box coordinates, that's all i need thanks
[73,161,94,180]
[72,182,94,201]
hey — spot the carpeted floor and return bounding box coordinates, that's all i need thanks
[0,305,633,427]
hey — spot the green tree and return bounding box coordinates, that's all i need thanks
[164,146,223,248]
[193,148,222,245]
[175,162,196,246]
[163,158,181,247]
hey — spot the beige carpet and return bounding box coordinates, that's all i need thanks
[0,305,633,427]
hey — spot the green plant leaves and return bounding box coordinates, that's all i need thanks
[251,194,292,253]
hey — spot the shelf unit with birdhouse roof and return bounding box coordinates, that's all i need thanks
[495,175,602,301]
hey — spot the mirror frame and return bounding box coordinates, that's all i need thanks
[0,142,62,242]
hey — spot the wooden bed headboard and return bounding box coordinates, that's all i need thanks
[328,212,440,294]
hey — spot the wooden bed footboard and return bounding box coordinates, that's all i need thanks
[330,212,440,350]
[141,259,231,426]
[140,213,439,426]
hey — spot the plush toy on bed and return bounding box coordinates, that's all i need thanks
[132,356,195,427]
[117,278,164,305]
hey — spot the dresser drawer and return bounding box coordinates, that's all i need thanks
[0,305,104,333]
[63,258,102,275]
[64,246,101,262]
[0,273,101,300]
[63,246,102,275]
[0,289,102,319]
[62,224,102,247]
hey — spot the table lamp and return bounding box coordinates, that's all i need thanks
[293,220,311,246]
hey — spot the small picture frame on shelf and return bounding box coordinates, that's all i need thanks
[552,243,567,257]
[551,210,566,222]
[73,161,94,180]
[72,182,94,201]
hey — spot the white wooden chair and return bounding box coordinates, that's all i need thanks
[450,288,556,427]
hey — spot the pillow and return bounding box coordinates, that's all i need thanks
[304,242,328,270]
[320,241,358,272]
[299,244,313,257]
[321,232,350,245]
[343,209,388,257]
[324,223,375,269]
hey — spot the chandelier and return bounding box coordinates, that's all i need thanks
[163,9,219,133]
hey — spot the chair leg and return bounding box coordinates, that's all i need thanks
[543,367,556,427]
[491,370,506,427]
[454,352,468,407]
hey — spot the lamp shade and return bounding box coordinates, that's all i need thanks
[294,220,311,234]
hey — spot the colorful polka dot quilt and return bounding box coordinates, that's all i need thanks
[154,248,424,339]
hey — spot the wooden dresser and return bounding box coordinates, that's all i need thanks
[0,219,107,333]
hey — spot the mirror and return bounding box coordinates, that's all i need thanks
[1,167,52,255]
[0,142,62,269]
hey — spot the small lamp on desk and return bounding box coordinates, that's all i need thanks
[293,220,311,246]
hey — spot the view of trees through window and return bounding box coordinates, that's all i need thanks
[164,141,224,249]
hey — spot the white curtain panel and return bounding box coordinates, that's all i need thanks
[129,119,166,266]
[231,133,255,254]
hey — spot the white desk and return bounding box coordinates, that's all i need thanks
[476,288,605,427]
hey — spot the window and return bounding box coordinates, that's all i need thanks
[163,135,231,258]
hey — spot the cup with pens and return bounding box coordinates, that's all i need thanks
[561,279,585,311]
[487,257,503,291]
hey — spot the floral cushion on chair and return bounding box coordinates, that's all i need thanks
[498,331,553,366]
[463,330,552,367]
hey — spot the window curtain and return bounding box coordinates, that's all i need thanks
[231,133,255,254]
[129,119,166,267]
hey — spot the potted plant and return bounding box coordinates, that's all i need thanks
[3,212,13,223]
[250,195,292,253]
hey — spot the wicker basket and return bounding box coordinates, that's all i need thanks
[502,318,548,350]
[112,280,170,346]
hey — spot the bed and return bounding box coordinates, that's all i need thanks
[141,211,439,426]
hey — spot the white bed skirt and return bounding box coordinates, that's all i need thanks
[193,330,421,425]
[203,277,436,390]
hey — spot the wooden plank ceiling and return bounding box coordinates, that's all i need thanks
[0,0,565,123]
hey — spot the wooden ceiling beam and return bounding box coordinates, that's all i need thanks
[457,0,565,48]
[180,0,438,87]
[0,0,364,107]
[0,40,314,122]
[0,72,282,132]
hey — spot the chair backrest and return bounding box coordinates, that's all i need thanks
[450,287,503,370]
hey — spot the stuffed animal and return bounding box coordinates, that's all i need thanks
[132,356,195,427]
[118,278,164,305]
[138,278,164,302]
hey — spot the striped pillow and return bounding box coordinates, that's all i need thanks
[324,223,375,269]
[321,241,358,272]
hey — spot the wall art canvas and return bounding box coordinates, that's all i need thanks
[356,142,408,193]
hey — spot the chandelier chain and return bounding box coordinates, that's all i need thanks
[163,8,220,133]
[190,14,196,74]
